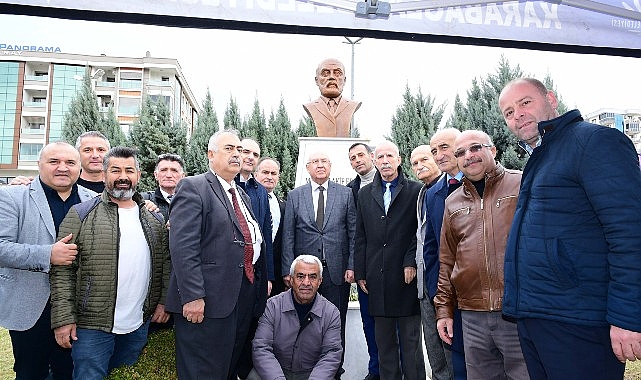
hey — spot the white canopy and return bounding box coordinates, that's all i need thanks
[3,0,640,55]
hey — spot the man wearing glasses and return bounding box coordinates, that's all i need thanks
[253,255,343,379]
[434,130,528,379]
[282,151,356,379]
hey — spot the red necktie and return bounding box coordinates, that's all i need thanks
[228,188,254,283]
[448,178,460,185]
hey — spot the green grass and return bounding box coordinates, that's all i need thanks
[2,326,641,379]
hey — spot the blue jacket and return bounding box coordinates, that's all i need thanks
[236,174,274,280]
[503,110,641,332]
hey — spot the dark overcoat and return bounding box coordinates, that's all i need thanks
[354,167,422,317]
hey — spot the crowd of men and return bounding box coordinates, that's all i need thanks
[1,76,641,380]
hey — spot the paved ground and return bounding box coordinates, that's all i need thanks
[344,302,433,380]
[248,302,434,380]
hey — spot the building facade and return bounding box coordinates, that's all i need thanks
[585,108,641,155]
[0,49,199,183]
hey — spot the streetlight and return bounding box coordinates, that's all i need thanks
[343,37,363,137]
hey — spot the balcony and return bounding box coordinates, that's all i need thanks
[119,80,142,90]
[25,74,49,82]
[147,80,172,87]
[96,81,116,88]
[21,124,46,136]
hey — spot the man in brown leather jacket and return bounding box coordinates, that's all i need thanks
[434,130,528,380]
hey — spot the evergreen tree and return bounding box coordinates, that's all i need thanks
[543,73,569,114]
[129,96,172,191]
[241,98,267,143]
[264,99,298,198]
[163,119,188,157]
[102,105,127,146]
[446,56,527,169]
[389,85,445,177]
[295,115,317,137]
[223,96,242,131]
[62,69,103,144]
[184,89,219,176]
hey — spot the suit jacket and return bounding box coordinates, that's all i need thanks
[165,171,268,319]
[0,179,96,330]
[271,195,287,295]
[282,181,356,286]
[142,187,170,223]
[303,97,362,137]
[415,174,445,299]
[354,168,422,317]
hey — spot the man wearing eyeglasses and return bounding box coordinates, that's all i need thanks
[233,138,274,380]
[282,151,356,379]
[434,130,527,379]
[253,254,343,380]
[165,130,268,380]
[142,153,185,223]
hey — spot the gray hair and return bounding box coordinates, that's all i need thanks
[75,131,111,150]
[207,129,240,152]
[289,255,323,278]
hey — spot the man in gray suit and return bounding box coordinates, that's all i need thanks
[166,130,268,380]
[0,141,96,380]
[282,151,357,379]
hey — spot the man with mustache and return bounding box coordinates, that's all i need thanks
[499,78,641,379]
[304,58,361,137]
[282,151,356,379]
[253,255,343,380]
[435,130,528,379]
[50,146,170,379]
[165,130,268,380]
[354,141,425,380]
[422,129,467,380]
[0,141,95,380]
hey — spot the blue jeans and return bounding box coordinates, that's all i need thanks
[71,320,150,380]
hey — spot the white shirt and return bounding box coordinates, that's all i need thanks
[112,205,151,334]
[267,192,280,242]
[310,180,329,217]
[214,172,262,264]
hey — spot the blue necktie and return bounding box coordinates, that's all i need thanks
[383,182,391,214]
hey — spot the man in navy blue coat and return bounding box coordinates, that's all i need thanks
[234,138,273,380]
[499,78,641,380]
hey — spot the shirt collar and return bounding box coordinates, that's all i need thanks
[311,180,329,191]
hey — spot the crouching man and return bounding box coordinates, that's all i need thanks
[50,146,170,379]
[253,255,343,380]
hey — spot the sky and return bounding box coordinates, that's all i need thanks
[1,13,640,145]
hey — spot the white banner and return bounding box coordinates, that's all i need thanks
[4,0,640,51]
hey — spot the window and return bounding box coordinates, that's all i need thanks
[19,143,43,161]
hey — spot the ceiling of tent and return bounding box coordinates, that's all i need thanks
[2,0,640,57]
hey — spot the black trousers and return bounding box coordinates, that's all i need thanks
[318,275,350,377]
[9,302,73,380]
[174,276,257,380]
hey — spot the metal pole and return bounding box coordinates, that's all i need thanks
[343,37,363,137]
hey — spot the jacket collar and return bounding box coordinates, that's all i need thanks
[537,109,583,140]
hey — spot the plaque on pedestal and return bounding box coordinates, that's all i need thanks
[295,137,370,188]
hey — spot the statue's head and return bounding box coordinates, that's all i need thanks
[315,58,346,99]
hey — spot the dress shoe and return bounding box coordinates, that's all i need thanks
[363,374,380,380]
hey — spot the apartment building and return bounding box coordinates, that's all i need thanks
[0,49,200,183]
[585,108,641,154]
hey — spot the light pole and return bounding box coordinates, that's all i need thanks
[343,37,363,137]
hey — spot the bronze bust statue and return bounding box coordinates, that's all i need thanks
[304,58,362,138]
